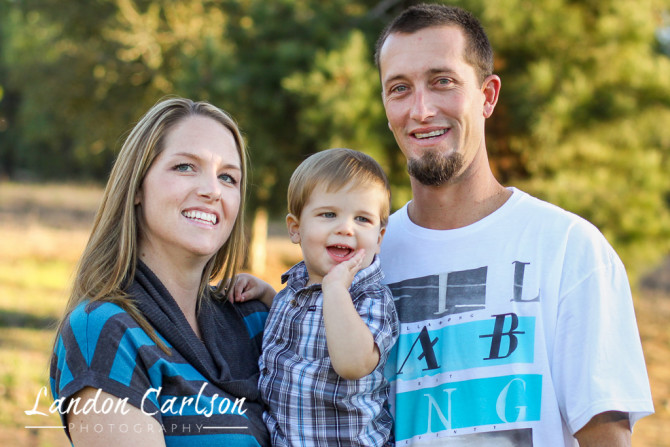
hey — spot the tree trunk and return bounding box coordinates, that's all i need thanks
[249,207,268,276]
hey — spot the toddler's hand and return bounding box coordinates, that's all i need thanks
[322,249,366,291]
[228,273,276,306]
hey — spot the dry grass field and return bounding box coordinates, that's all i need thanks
[0,181,668,446]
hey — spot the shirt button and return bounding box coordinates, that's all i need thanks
[262,367,269,375]
[277,337,284,344]
[290,299,298,307]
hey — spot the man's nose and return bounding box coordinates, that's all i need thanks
[409,88,436,122]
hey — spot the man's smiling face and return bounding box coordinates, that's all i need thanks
[380,25,490,186]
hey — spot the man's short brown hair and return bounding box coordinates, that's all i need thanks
[375,3,494,84]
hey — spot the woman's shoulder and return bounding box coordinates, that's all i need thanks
[65,300,132,332]
[62,300,160,353]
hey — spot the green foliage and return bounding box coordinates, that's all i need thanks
[218,0,383,212]
[282,30,411,209]
[480,0,670,281]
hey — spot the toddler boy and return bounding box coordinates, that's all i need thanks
[254,148,398,446]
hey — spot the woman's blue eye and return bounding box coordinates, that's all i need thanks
[219,173,237,184]
[175,163,194,172]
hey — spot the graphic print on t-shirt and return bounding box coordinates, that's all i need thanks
[387,266,539,446]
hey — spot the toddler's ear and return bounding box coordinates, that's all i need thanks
[376,226,386,253]
[286,213,301,244]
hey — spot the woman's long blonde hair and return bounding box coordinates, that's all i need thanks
[56,97,248,349]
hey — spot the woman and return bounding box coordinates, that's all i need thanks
[50,97,270,446]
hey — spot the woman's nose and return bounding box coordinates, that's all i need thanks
[197,172,222,201]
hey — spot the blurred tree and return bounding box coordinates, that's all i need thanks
[477,0,670,282]
[282,30,410,209]
[220,0,387,214]
[0,1,19,178]
[1,0,669,283]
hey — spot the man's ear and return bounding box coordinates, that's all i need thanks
[375,226,387,253]
[481,74,501,118]
[286,213,301,244]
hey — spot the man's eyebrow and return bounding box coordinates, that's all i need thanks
[382,67,457,85]
[382,73,406,86]
[427,67,457,76]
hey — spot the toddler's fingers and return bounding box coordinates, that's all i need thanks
[233,275,252,301]
[336,249,365,275]
[350,249,366,269]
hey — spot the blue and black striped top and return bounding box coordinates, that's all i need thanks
[50,261,270,446]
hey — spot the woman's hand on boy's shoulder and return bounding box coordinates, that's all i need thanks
[228,273,276,307]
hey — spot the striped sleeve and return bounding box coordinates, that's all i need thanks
[50,301,164,424]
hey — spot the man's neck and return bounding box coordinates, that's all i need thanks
[407,171,511,230]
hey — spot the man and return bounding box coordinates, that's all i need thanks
[376,4,653,446]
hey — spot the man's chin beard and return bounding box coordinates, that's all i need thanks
[407,152,464,186]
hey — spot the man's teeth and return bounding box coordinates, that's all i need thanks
[415,129,446,139]
[182,210,217,224]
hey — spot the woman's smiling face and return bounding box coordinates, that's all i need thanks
[135,115,242,265]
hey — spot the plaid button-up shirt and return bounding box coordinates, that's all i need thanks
[259,255,399,446]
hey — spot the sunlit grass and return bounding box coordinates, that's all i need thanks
[0,333,68,446]
[0,181,668,446]
[0,183,97,447]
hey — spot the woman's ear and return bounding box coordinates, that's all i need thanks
[286,213,301,244]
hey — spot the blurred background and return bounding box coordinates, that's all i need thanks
[0,0,669,445]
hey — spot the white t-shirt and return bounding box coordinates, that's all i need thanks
[380,187,653,446]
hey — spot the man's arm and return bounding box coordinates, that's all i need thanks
[322,250,380,380]
[574,411,631,447]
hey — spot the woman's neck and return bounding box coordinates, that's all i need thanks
[138,247,206,338]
